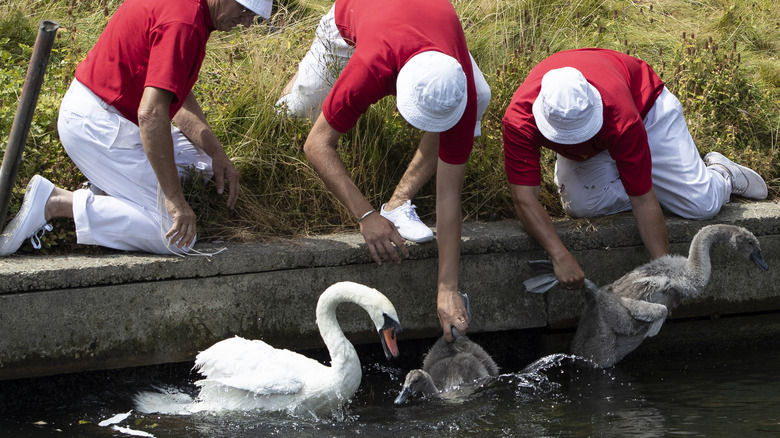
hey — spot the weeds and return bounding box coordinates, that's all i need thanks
[0,0,778,253]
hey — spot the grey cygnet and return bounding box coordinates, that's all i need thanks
[394,335,499,404]
[525,224,769,368]
[395,292,499,403]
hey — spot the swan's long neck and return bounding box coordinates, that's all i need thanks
[315,283,391,378]
[684,226,727,294]
[316,288,360,374]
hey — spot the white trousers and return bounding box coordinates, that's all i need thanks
[554,87,731,220]
[58,79,213,254]
[276,5,491,136]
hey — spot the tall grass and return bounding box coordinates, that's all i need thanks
[1,0,778,253]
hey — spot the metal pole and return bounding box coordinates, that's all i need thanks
[0,20,61,227]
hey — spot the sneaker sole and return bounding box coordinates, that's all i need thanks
[401,234,435,243]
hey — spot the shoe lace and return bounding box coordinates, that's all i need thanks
[709,162,748,194]
[404,203,422,222]
[29,223,53,249]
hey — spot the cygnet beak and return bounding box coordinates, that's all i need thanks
[750,247,769,271]
[394,385,413,405]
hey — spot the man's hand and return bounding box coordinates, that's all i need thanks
[210,151,240,210]
[510,183,585,289]
[173,92,241,210]
[437,287,469,343]
[551,251,585,290]
[304,114,412,265]
[164,195,197,248]
[359,212,409,265]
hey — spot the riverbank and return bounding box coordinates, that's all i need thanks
[0,201,778,380]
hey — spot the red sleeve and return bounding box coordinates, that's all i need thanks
[438,85,476,165]
[502,120,542,186]
[323,56,390,133]
[438,124,474,165]
[145,22,205,104]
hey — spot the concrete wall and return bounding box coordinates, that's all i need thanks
[0,202,778,380]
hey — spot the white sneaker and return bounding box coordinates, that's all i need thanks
[0,175,55,256]
[705,152,768,200]
[380,200,434,243]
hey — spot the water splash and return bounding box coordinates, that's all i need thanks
[134,385,195,415]
[520,353,575,374]
[477,353,613,403]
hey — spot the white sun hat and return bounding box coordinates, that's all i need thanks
[235,0,273,19]
[396,51,468,133]
[532,66,603,144]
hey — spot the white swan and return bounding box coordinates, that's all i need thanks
[134,281,401,419]
[524,224,769,368]
[394,335,499,404]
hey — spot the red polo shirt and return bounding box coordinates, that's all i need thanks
[502,48,665,196]
[75,0,212,125]
[325,0,477,165]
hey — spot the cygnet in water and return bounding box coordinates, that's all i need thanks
[525,224,769,368]
[395,336,499,403]
[395,293,499,404]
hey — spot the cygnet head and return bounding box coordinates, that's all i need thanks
[394,369,436,404]
[725,226,769,271]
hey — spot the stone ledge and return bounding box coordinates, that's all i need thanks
[0,201,777,380]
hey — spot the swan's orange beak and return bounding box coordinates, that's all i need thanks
[379,313,402,360]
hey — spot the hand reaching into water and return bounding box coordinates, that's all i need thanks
[438,288,470,343]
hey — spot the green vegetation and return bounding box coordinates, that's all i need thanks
[1,0,778,254]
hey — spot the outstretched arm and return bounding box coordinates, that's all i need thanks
[509,183,585,290]
[173,92,240,209]
[436,159,469,343]
[628,189,669,259]
[304,113,409,264]
[138,86,195,248]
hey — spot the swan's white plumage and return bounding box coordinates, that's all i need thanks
[134,281,400,419]
[193,337,306,395]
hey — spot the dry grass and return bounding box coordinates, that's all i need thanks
[0,0,777,253]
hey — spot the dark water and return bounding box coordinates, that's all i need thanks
[2,339,780,437]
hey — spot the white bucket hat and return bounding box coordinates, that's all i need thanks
[396,51,467,133]
[235,0,273,19]
[532,67,603,144]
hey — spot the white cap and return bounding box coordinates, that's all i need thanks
[235,0,273,19]
[396,51,467,133]
[532,67,603,144]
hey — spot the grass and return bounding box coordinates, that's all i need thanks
[0,0,778,254]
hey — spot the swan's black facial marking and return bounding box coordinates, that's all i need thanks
[379,313,402,359]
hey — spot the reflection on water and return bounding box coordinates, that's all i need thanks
[2,341,780,437]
